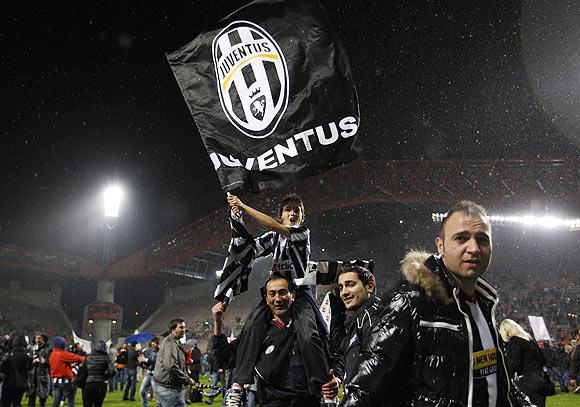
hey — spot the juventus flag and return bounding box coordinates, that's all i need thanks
[167,0,361,193]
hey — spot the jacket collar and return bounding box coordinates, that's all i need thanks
[400,250,498,305]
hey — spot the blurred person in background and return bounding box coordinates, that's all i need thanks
[123,342,139,401]
[107,345,117,392]
[0,335,31,406]
[189,343,202,384]
[552,342,570,393]
[500,319,548,407]
[28,334,51,407]
[114,343,128,391]
[153,318,195,407]
[138,337,160,407]
[81,341,115,407]
[569,326,580,393]
[49,336,85,407]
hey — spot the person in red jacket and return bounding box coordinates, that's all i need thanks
[49,336,86,407]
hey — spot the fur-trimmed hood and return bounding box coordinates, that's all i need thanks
[400,249,452,305]
[400,249,498,305]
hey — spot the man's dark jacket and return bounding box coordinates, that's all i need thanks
[340,250,534,407]
[85,342,115,383]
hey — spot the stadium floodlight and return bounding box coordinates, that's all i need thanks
[432,212,580,230]
[104,185,123,218]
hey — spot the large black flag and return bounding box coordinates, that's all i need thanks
[167,0,361,193]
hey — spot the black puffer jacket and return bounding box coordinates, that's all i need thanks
[343,296,384,385]
[85,342,115,383]
[340,250,534,407]
[505,337,546,406]
[0,337,31,390]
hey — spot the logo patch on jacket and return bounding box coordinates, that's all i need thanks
[473,347,498,378]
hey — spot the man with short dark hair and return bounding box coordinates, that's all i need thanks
[212,275,339,407]
[28,334,51,407]
[225,194,336,406]
[154,319,194,407]
[340,200,534,407]
[336,265,381,386]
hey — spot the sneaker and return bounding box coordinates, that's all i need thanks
[224,386,245,407]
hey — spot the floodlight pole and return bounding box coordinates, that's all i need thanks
[91,186,123,344]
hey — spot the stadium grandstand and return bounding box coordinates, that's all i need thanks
[1,159,579,349]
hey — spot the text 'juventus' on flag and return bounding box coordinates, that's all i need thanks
[167,0,361,194]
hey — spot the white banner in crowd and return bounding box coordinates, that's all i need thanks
[319,291,332,332]
[527,315,551,341]
[72,330,92,354]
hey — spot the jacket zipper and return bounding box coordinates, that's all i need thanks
[453,287,473,407]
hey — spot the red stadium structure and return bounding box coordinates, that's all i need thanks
[1,158,578,281]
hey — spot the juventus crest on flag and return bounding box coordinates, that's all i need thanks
[167,0,361,193]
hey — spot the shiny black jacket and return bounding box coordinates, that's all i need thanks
[343,296,384,385]
[340,250,534,407]
[85,343,115,383]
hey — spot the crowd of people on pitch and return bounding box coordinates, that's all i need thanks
[0,330,216,407]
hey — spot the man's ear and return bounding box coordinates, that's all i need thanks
[367,280,376,294]
[435,236,445,256]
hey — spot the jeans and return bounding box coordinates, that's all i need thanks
[52,382,75,407]
[28,391,48,407]
[140,373,156,407]
[108,372,116,392]
[246,390,256,407]
[114,368,127,390]
[552,367,570,390]
[209,371,226,400]
[155,384,185,407]
[123,369,137,400]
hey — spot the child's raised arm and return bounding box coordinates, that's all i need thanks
[227,194,291,238]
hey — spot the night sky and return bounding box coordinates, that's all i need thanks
[2,0,579,264]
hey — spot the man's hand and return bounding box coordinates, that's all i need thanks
[321,369,339,399]
[570,379,577,389]
[137,355,146,363]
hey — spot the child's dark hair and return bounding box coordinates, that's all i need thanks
[337,265,375,287]
[277,193,305,218]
